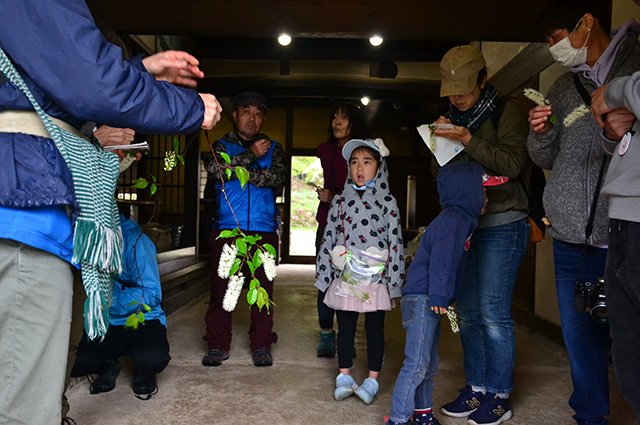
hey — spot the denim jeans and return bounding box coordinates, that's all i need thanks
[606,219,640,424]
[389,295,442,424]
[458,219,528,394]
[553,238,609,425]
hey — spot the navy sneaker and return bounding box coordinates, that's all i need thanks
[467,393,512,425]
[413,411,441,425]
[440,385,484,417]
[202,348,230,366]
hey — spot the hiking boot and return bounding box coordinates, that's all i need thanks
[202,348,230,367]
[252,348,273,367]
[467,393,512,425]
[89,360,121,394]
[354,377,379,405]
[317,330,336,357]
[334,373,358,401]
[132,370,158,400]
[440,385,484,417]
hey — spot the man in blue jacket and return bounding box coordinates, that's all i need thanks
[0,1,222,424]
[203,91,287,367]
[71,216,170,400]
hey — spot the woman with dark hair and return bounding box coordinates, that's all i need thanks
[315,103,367,358]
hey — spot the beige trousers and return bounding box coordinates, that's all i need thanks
[0,239,73,425]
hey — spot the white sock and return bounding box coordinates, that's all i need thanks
[471,385,486,394]
[496,392,509,399]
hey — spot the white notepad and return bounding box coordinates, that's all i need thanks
[103,141,149,151]
[417,124,465,166]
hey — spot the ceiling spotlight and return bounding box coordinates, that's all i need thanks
[278,33,292,46]
[369,35,383,47]
[361,96,370,106]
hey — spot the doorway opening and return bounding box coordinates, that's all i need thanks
[289,155,323,258]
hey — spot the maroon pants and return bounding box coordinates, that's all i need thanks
[204,229,278,351]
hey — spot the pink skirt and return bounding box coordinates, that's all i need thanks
[323,277,392,313]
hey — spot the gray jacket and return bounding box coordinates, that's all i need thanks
[601,69,640,223]
[527,36,640,244]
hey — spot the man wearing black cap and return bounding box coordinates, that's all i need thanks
[203,91,286,367]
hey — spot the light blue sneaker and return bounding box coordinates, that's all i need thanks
[354,377,379,405]
[334,373,358,401]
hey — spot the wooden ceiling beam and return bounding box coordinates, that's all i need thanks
[86,0,543,42]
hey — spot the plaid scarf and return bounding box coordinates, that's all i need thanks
[0,47,122,340]
[449,85,498,135]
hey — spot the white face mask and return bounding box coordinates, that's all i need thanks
[549,18,591,68]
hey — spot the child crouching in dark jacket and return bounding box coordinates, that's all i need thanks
[385,162,503,425]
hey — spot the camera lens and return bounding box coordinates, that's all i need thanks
[591,302,608,323]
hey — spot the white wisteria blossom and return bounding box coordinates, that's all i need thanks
[217,243,238,279]
[446,306,459,334]
[259,251,277,281]
[119,155,135,173]
[164,150,177,171]
[524,88,557,126]
[523,88,550,107]
[222,272,244,312]
[564,105,591,127]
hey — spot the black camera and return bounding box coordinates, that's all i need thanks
[574,277,608,323]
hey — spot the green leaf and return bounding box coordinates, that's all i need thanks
[132,177,148,189]
[151,175,157,183]
[245,236,257,245]
[172,137,180,152]
[225,168,232,180]
[250,278,259,290]
[257,292,265,310]
[235,167,250,189]
[252,252,262,269]
[263,243,276,257]
[247,262,256,275]
[247,288,258,305]
[125,313,139,330]
[216,229,238,239]
[138,311,146,324]
[236,238,247,254]
[143,304,152,313]
[220,152,231,164]
[128,300,139,306]
[176,154,184,165]
[150,183,157,196]
[229,258,242,276]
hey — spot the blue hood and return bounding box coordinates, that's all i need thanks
[438,162,485,218]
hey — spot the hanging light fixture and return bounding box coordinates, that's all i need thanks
[278,33,292,46]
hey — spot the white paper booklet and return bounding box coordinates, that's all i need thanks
[417,124,465,166]
[103,141,149,151]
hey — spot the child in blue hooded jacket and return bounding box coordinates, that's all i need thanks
[386,162,495,425]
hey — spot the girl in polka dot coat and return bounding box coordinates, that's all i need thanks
[315,138,404,405]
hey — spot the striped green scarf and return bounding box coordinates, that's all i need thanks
[0,47,122,340]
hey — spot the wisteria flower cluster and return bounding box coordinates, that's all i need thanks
[222,272,244,312]
[164,150,177,171]
[524,88,557,126]
[446,306,459,333]
[259,251,277,281]
[215,228,277,314]
[563,105,591,127]
[218,243,239,279]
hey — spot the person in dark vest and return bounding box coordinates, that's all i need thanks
[203,92,286,367]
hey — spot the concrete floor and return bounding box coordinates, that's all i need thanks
[67,264,635,425]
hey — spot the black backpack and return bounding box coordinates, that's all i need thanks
[491,97,547,241]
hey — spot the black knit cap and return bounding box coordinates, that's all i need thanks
[233,91,268,111]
